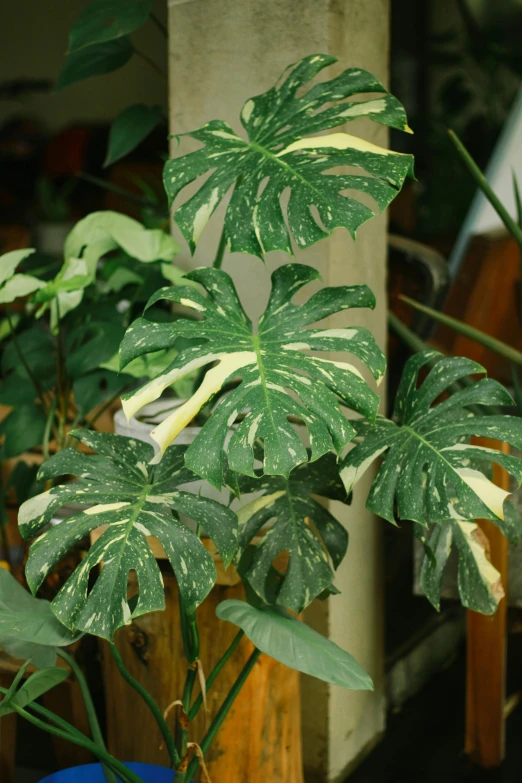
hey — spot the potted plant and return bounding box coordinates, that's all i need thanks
[1,54,522,783]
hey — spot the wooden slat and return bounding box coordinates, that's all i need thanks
[465,440,510,768]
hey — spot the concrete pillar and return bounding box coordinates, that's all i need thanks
[167,1,390,780]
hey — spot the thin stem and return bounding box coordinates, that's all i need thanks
[133,45,168,81]
[176,598,200,761]
[188,630,244,721]
[449,130,522,249]
[42,395,57,461]
[212,226,227,270]
[183,648,262,781]
[54,297,69,450]
[58,649,116,783]
[12,705,146,783]
[5,310,48,415]
[150,12,168,38]
[75,172,169,215]
[108,642,180,767]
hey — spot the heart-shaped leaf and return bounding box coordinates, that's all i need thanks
[235,452,349,612]
[68,0,152,52]
[216,599,372,690]
[164,53,413,257]
[0,248,43,304]
[57,38,134,90]
[339,350,522,526]
[120,264,385,486]
[0,569,80,668]
[105,104,163,167]
[19,430,238,640]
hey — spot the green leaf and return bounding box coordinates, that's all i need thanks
[6,461,45,506]
[120,264,385,487]
[68,0,152,52]
[0,275,45,303]
[101,266,144,294]
[235,452,349,612]
[339,350,522,526]
[164,54,413,257]
[66,321,126,377]
[105,104,163,167]
[0,403,47,458]
[0,666,69,717]
[0,249,36,287]
[56,37,134,90]
[0,569,80,668]
[216,599,373,690]
[72,369,133,416]
[420,519,504,615]
[19,430,238,640]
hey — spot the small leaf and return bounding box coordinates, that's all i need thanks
[164,54,413,257]
[0,666,69,717]
[340,350,522,526]
[20,431,238,640]
[68,0,152,52]
[121,264,385,486]
[0,248,36,287]
[56,38,134,90]
[105,104,163,167]
[216,599,373,690]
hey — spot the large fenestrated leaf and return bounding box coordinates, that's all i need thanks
[420,519,505,615]
[19,430,238,640]
[339,350,522,527]
[0,569,80,668]
[164,54,413,257]
[216,600,372,690]
[120,264,385,487]
[68,0,152,52]
[235,452,349,613]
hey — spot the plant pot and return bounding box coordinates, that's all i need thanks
[39,761,176,783]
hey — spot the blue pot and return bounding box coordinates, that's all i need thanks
[40,762,176,782]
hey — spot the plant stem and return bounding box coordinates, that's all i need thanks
[5,309,48,415]
[12,705,146,783]
[188,630,244,721]
[75,172,169,216]
[212,226,227,269]
[183,648,262,781]
[150,12,168,38]
[449,130,522,249]
[42,396,57,461]
[58,649,116,783]
[108,642,180,767]
[176,597,200,760]
[132,45,168,81]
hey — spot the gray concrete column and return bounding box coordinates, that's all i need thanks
[167,1,391,780]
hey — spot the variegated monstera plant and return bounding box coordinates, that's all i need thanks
[2,54,522,783]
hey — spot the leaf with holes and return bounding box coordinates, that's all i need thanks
[235,452,349,612]
[164,53,413,257]
[420,519,505,615]
[19,430,238,640]
[339,350,522,527]
[68,0,152,52]
[120,264,385,487]
[216,600,372,690]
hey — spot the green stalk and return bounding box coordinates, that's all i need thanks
[132,45,168,81]
[212,226,227,270]
[449,130,522,248]
[5,309,48,415]
[58,649,116,783]
[188,630,244,721]
[11,704,146,783]
[399,295,522,366]
[150,12,168,38]
[183,648,262,782]
[108,643,180,767]
[176,597,200,761]
[42,396,57,461]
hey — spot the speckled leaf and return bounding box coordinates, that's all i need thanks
[121,264,385,486]
[420,519,505,615]
[235,452,349,612]
[18,430,238,641]
[216,599,373,690]
[164,54,413,257]
[340,350,522,526]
